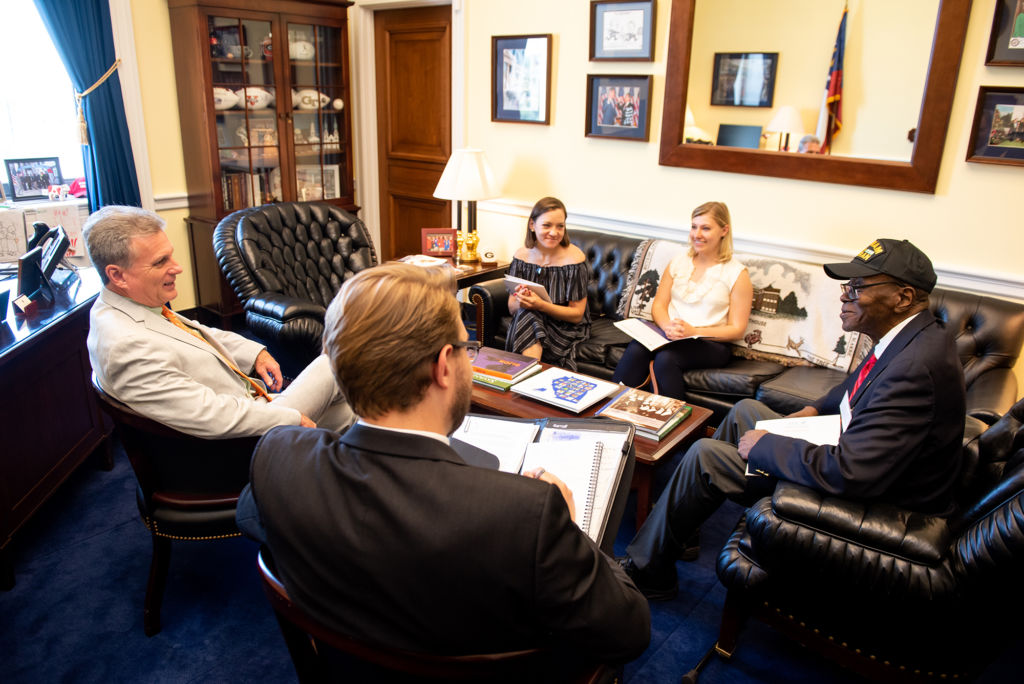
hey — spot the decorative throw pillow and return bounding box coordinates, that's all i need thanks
[616,239,687,320]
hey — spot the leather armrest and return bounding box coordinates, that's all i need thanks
[244,292,327,323]
[966,368,1019,426]
[468,278,509,348]
[743,481,956,598]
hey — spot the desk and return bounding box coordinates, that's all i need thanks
[470,364,713,526]
[0,267,109,588]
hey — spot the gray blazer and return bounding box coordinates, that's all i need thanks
[88,288,303,438]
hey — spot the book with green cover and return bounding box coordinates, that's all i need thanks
[472,363,543,390]
[597,387,691,440]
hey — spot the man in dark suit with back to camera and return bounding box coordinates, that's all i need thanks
[619,239,966,600]
[246,262,650,673]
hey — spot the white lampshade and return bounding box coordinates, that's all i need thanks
[433,148,498,201]
[766,105,803,135]
[685,106,696,127]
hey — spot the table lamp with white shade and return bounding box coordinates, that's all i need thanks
[432,148,498,263]
[766,105,803,151]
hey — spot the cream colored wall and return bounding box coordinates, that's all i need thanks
[129,0,194,309]
[464,0,1024,385]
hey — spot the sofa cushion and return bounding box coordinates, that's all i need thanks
[756,365,849,414]
[577,317,632,368]
[683,358,786,399]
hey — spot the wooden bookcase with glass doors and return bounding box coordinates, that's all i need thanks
[168,0,356,321]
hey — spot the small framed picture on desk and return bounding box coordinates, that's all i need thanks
[421,228,457,257]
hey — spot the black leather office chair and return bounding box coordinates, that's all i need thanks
[213,201,377,378]
[686,399,1024,682]
[257,547,611,684]
[92,377,258,636]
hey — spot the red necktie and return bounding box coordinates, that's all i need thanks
[162,306,271,401]
[850,353,877,398]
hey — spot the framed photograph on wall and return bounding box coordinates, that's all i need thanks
[420,228,458,257]
[966,86,1024,166]
[492,34,552,124]
[985,0,1024,66]
[586,74,652,141]
[710,52,778,108]
[4,157,63,201]
[590,0,656,61]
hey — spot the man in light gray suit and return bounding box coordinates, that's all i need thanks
[85,205,353,439]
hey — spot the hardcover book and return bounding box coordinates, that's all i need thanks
[510,367,621,414]
[472,346,539,380]
[472,364,543,391]
[597,387,691,439]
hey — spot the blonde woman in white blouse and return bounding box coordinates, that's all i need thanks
[612,201,753,398]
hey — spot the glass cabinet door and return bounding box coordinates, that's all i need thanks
[287,22,348,202]
[209,16,282,213]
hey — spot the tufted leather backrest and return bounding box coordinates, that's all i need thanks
[570,231,643,320]
[214,202,377,309]
[930,288,1024,387]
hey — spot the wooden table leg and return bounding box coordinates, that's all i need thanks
[631,464,652,527]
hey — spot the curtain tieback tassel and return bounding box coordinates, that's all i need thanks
[75,58,122,145]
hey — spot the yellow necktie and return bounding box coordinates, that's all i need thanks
[161,306,272,401]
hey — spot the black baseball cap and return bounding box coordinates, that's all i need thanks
[823,238,936,293]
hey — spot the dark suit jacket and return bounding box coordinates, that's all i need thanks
[748,310,965,514]
[248,423,650,664]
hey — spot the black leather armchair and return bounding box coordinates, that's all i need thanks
[213,202,377,377]
[703,400,1024,681]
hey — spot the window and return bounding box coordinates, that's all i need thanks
[0,4,85,197]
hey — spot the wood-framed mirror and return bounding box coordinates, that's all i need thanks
[658,0,973,193]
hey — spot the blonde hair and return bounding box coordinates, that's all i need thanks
[688,201,734,263]
[322,262,460,419]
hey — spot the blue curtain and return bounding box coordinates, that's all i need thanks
[33,0,141,210]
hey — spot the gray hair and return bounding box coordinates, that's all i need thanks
[798,134,821,152]
[83,205,166,284]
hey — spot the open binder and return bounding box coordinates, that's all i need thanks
[452,414,634,547]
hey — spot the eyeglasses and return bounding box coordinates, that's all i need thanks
[451,340,481,361]
[839,281,904,300]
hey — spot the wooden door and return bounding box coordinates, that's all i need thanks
[374,5,451,260]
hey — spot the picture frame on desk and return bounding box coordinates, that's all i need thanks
[4,157,62,201]
[966,86,1024,166]
[590,0,656,61]
[421,228,458,257]
[985,0,1024,66]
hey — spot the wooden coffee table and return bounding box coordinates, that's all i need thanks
[471,365,713,526]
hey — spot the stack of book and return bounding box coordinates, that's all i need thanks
[471,347,542,391]
[596,387,692,441]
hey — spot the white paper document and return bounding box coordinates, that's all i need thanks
[754,414,842,446]
[451,415,539,473]
[613,318,670,351]
[504,274,552,302]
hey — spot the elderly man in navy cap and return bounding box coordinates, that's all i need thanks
[619,239,966,600]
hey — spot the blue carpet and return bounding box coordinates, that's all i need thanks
[2,448,1019,682]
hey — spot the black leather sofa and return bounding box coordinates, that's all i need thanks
[469,229,1024,425]
[213,202,377,378]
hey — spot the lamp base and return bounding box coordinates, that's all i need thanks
[460,231,480,263]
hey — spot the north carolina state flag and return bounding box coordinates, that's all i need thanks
[815,7,847,154]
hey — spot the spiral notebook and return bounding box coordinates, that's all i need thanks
[520,440,604,538]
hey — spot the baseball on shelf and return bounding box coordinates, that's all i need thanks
[333,98,344,110]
